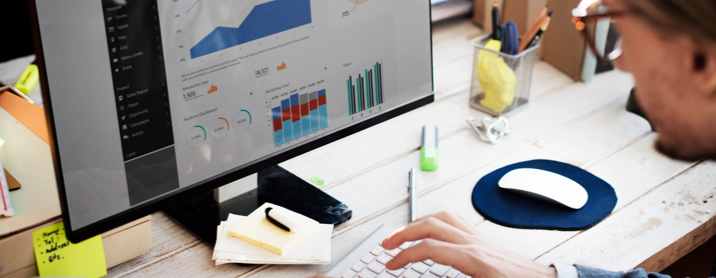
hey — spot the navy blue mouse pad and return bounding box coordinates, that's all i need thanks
[472,159,618,230]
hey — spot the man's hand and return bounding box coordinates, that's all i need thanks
[380,211,557,278]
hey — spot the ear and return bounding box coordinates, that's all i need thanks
[690,44,716,97]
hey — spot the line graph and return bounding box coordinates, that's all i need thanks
[189,0,312,59]
[186,0,200,14]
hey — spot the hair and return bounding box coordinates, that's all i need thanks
[623,0,716,52]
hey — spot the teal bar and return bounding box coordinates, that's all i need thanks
[347,79,352,115]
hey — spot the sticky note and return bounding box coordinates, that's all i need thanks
[228,203,319,255]
[33,222,107,278]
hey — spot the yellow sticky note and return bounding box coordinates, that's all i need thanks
[228,203,319,255]
[33,222,107,278]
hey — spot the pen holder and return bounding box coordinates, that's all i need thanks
[469,34,539,117]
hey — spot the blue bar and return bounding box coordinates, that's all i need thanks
[318,89,328,129]
[272,107,284,146]
[310,109,319,133]
[358,74,363,111]
[272,106,282,121]
[281,99,293,142]
[301,117,311,136]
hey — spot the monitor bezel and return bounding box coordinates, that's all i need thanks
[28,0,435,243]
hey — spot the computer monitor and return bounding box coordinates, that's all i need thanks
[29,0,434,243]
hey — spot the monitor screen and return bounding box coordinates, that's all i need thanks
[31,0,433,241]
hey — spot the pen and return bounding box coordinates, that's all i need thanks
[525,12,553,50]
[408,167,417,223]
[519,10,552,53]
[491,3,501,41]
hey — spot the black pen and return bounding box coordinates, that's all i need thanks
[491,3,501,41]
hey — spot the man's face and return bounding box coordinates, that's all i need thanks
[606,0,716,161]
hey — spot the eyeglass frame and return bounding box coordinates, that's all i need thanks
[572,2,627,63]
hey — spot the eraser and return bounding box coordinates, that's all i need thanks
[266,207,302,233]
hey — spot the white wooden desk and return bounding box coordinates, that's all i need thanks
[3,18,714,278]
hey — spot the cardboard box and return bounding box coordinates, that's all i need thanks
[540,0,588,80]
[0,87,152,277]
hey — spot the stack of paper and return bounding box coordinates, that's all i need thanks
[212,213,332,266]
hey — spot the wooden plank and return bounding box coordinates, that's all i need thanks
[112,242,258,278]
[106,213,200,276]
[534,94,651,167]
[535,161,715,272]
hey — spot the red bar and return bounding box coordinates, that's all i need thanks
[282,108,291,122]
[291,105,300,122]
[300,103,309,116]
[318,95,327,106]
[273,118,283,131]
[309,99,318,110]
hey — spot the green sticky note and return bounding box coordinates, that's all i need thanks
[311,176,325,186]
[33,222,107,278]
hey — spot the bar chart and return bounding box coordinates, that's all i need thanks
[272,90,328,146]
[346,61,384,115]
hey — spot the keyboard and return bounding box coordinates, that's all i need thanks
[324,224,472,278]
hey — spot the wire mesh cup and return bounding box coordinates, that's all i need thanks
[469,34,538,117]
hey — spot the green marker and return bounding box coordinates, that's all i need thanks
[421,125,438,171]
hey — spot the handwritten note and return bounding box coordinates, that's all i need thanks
[33,222,107,278]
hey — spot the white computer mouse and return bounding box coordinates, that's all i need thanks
[498,168,588,209]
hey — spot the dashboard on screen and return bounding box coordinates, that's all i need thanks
[33,0,433,237]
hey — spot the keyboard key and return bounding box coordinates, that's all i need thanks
[371,246,385,256]
[421,273,440,278]
[376,253,393,264]
[368,261,386,274]
[403,269,422,278]
[358,270,378,278]
[386,267,405,277]
[399,241,414,250]
[362,254,376,264]
[404,263,411,269]
[446,269,461,278]
[377,273,394,278]
[352,262,367,272]
[430,264,450,276]
[411,263,430,274]
[422,259,435,266]
[385,248,401,257]
[342,270,358,278]
[456,274,471,278]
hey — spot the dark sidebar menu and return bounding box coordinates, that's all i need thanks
[102,0,180,206]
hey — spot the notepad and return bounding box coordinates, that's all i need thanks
[228,203,320,255]
[214,213,331,266]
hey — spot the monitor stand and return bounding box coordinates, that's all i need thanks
[163,165,352,246]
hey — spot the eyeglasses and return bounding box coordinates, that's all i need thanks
[572,0,627,63]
